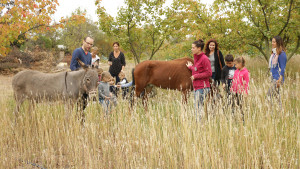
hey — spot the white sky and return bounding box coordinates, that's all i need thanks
[52,0,214,22]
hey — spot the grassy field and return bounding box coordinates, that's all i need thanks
[0,56,299,168]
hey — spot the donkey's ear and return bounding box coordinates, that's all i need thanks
[76,58,88,69]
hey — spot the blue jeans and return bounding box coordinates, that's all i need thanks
[99,98,111,114]
[267,79,282,111]
[194,88,210,121]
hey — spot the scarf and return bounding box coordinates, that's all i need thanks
[268,48,279,68]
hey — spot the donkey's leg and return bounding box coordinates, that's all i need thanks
[14,97,25,117]
[13,92,28,117]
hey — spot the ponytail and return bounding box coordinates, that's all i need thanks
[193,39,205,50]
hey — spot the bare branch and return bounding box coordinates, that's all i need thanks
[287,35,300,61]
[249,43,268,61]
[278,0,294,36]
[257,0,269,31]
[245,5,266,37]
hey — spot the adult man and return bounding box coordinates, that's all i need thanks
[70,36,94,71]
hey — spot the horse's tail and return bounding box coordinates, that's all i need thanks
[129,68,136,107]
[131,68,135,86]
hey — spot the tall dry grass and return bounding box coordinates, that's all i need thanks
[0,56,299,168]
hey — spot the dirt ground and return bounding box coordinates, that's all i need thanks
[0,75,13,100]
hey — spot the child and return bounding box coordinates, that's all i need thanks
[230,57,249,95]
[98,71,117,114]
[109,77,117,97]
[97,67,104,84]
[118,71,129,99]
[91,47,100,68]
[221,54,236,94]
[230,57,249,121]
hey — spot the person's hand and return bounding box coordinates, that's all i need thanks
[186,61,193,68]
[105,96,110,100]
[108,61,112,66]
[116,85,121,88]
[276,80,281,88]
[222,83,226,89]
[190,75,194,81]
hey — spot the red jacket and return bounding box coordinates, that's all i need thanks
[188,52,212,90]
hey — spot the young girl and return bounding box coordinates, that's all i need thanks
[230,57,249,121]
[231,57,249,95]
[118,71,129,99]
[98,72,117,114]
[91,47,100,68]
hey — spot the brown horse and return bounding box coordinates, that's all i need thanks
[133,57,194,103]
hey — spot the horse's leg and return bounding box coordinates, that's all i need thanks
[182,90,189,104]
[135,81,149,99]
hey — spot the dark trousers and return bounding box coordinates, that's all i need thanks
[231,93,244,122]
[110,74,120,97]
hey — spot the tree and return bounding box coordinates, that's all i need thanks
[0,0,85,56]
[214,0,300,62]
[96,0,187,63]
[58,8,113,57]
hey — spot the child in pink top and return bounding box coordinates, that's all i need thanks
[230,57,249,122]
[230,57,249,95]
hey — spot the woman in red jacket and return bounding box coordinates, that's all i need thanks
[186,39,212,120]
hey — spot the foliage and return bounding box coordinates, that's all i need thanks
[0,0,86,57]
[20,35,53,51]
[96,0,188,63]
[212,0,300,62]
[58,8,113,58]
[154,39,192,60]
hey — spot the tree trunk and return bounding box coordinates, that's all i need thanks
[264,37,270,62]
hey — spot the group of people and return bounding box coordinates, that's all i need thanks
[187,36,287,120]
[69,37,129,113]
[69,35,287,118]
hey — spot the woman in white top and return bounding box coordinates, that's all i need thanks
[204,39,225,85]
[91,46,100,68]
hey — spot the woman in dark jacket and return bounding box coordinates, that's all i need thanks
[205,39,225,85]
[108,42,126,96]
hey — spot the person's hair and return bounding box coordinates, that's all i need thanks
[225,54,234,62]
[97,67,103,74]
[109,77,116,85]
[91,46,98,52]
[234,56,246,67]
[84,36,93,41]
[205,39,219,56]
[192,39,205,51]
[273,36,285,55]
[113,42,120,47]
[101,71,111,81]
[118,71,125,77]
